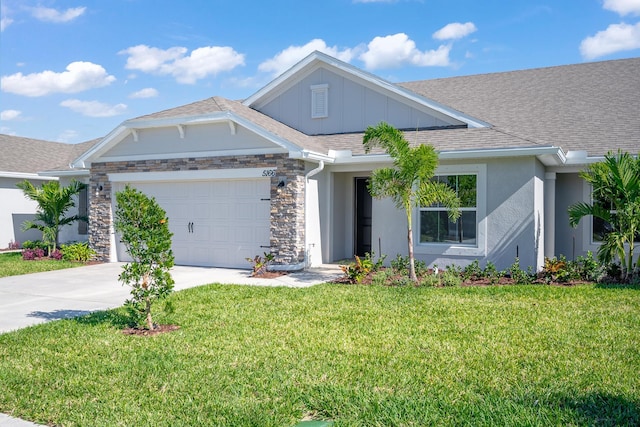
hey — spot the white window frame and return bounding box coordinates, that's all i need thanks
[311,84,329,119]
[584,183,639,247]
[414,164,487,256]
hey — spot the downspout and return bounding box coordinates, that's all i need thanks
[304,160,325,268]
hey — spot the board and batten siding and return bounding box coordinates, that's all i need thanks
[257,67,465,135]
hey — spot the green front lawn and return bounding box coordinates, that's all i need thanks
[0,252,81,278]
[0,283,638,426]
[0,252,84,277]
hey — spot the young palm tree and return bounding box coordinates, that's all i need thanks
[363,122,460,283]
[568,151,640,280]
[16,179,87,253]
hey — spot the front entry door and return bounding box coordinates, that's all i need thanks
[354,177,372,257]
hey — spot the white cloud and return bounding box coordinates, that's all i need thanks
[580,21,640,59]
[603,0,640,15]
[129,87,159,99]
[121,45,186,73]
[258,39,357,76]
[359,33,451,69]
[1,62,115,97]
[120,44,245,84]
[60,99,127,117]
[1,17,13,31]
[30,6,86,23]
[0,109,22,120]
[433,22,477,40]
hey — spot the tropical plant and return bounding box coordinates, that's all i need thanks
[363,122,460,282]
[568,151,640,280]
[16,179,87,254]
[114,185,175,330]
[246,252,275,276]
[340,255,373,284]
[60,242,96,262]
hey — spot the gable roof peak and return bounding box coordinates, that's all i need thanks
[244,51,489,129]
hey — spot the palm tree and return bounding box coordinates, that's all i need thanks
[363,122,460,282]
[16,179,87,253]
[568,151,640,280]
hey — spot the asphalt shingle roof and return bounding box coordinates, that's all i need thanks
[129,57,640,158]
[0,134,101,174]
[400,57,640,157]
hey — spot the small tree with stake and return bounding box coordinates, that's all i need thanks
[363,122,461,283]
[114,185,175,330]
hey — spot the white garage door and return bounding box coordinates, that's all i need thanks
[116,179,271,268]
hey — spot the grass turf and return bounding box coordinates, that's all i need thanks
[0,283,638,426]
[0,252,80,278]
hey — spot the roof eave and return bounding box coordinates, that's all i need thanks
[71,112,307,168]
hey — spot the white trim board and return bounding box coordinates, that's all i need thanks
[109,167,277,183]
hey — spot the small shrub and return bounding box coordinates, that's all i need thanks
[246,252,275,276]
[371,269,393,286]
[22,249,37,260]
[420,273,441,287]
[509,258,535,285]
[390,254,427,276]
[390,254,408,275]
[441,268,462,287]
[22,240,48,251]
[340,255,373,284]
[483,261,504,284]
[49,249,63,260]
[363,251,386,272]
[61,242,96,262]
[462,259,483,281]
[574,251,605,282]
[541,255,573,283]
[8,240,20,250]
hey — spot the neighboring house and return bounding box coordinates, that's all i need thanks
[69,52,639,271]
[0,134,97,248]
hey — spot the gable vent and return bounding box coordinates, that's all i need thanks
[311,84,329,118]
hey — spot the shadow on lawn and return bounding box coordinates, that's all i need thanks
[544,392,639,425]
[72,309,132,329]
[594,283,640,290]
[27,309,93,320]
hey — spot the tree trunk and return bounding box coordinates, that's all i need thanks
[145,298,154,330]
[408,225,418,283]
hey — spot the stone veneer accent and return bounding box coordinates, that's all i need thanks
[89,154,306,268]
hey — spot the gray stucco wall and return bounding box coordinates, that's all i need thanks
[326,157,544,272]
[258,67,464,135]
[555,172,587,260]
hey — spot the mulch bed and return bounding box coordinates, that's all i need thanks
[333,268,595,287]
[251,271,288,279]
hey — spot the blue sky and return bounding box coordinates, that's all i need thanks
[1,0,639,144]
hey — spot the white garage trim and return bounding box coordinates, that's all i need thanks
[109,167,277,183]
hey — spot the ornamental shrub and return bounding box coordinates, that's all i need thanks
[114,185,175,330]
[60,242,96,262]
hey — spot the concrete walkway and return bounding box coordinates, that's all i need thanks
[0,262,343,427]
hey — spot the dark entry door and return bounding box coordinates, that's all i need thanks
[354,177,372,257]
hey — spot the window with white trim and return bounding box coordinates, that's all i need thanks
[420,174,477,245]
[311,84,328,118]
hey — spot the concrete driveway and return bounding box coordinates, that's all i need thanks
[0,262,342,334]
